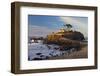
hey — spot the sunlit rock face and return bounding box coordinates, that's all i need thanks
[47,30,85,42]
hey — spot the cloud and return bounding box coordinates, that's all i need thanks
[60,16,88,37]
[28,25,58,37]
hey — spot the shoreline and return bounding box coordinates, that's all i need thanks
[48,46,88,60]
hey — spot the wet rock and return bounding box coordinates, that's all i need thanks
[49,53,53,56]
[40,55,44,57]
[36,53,42,55]
[54,47,59,50]
[33,58,43,60]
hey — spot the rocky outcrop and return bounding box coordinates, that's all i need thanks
[62,31,85,41]
[46,31,85,42]
[45,30,85,51]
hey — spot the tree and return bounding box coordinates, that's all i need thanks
[64,24,72,31]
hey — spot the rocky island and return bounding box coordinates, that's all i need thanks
[28,24,88,60]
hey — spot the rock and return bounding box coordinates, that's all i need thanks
[46,31,85,44]
[40,55,44,57]
[63,31,85,41]
[36,53,42,55]
[33,58,43,60]
[54,47,59,50]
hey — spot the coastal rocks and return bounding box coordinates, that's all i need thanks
[28,42,78,61]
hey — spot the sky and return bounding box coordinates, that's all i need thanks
[28,15,88,37]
